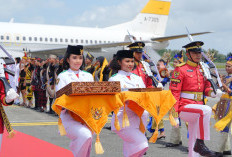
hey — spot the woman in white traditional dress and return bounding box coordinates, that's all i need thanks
[109,50,149,157]
[55,45,94,157]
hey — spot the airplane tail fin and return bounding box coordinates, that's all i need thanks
[106,0,171,37]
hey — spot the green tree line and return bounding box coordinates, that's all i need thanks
[157,49,228,63]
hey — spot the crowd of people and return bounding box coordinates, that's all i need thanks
[1,41,231,157]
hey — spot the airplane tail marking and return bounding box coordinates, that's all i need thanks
[141,0,171,15]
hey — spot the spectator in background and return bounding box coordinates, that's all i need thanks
[14,57,21,105]
[19,56,27,106]
[46,54,57,114]
[84,52,95,74]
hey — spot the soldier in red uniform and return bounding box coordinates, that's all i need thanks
[170,41,223,157]
[129,42,153,88]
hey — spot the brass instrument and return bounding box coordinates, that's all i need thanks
[159,68,169,78]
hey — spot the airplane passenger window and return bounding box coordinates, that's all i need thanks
[81,40,83,43]
[104,41,106,43]
[1,36,4,40]
[45,38,48,42]
[95,40,97,44]
[34,37,37,41]
[108,41,110,43]
[90,40,93,44]
[29,37,32,41]
[50,38,53,42]
[6,36,10,40]
[75,39,78,43]
[65,39,68,42]
[23,37,26,41]
[99,41,102,44]
[70,39,73,43]
[16,37,20,41]
[40,37,43,41]
[60,39,63,42]
[86,40,88,44]
[55,38,58,42]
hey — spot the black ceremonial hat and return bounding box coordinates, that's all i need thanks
[66,45,84,55]
[128,42,145,53]
[86,52,94,60]
[116,50,134,60]
[58,55,64,60]
[183,41,204,53]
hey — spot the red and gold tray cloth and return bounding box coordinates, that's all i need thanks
[52,90,176,154]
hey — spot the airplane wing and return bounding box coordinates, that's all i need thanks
[84,41,133,50]
[0,50,24,58]
[151,31,213,42]
[29,41,135,56]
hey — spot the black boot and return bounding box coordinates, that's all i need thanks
[166,141,182,147]
[223,150,231,155]
[193,139,216,157]
[215,152,223,157]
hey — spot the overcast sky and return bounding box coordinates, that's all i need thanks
[0,0,231,55]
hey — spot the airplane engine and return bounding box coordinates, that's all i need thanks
[151,41,169,50]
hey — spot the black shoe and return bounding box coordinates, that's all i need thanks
[48,110,55,114]
[105,126,111,130]
[39,108,44,112]
[193,139,216,156]
[157,135,166,140]
[166,141,182,147]
[215,152,223,157]
[223,150,231,155]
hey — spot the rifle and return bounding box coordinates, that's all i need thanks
[200,62,219,94]
[0,44,15,94]
[201,52,222,87]
[142,52,162,81]
[141,60,160,87]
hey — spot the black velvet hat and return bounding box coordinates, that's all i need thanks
[116,50,134,60]
[66,45,84,55]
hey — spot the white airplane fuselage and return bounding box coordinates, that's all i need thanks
[0,22,166,50]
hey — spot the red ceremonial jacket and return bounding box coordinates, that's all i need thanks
[169,60,213,112]
[0,80,11,133]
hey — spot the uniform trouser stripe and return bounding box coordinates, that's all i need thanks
[180,107,204,139]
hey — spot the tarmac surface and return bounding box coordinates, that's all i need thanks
[4,95,231,157]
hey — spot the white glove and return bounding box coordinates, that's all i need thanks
[211,89,224,98]
[157,83,164,89]
[5,88,19,103]
[174,118,180,128]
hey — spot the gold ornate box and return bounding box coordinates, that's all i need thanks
[56,81,121,98]
[129,88,162,92]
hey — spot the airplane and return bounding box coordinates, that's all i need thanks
[0,0,211,61]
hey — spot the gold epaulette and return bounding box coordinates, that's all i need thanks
[176,62,186,67]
